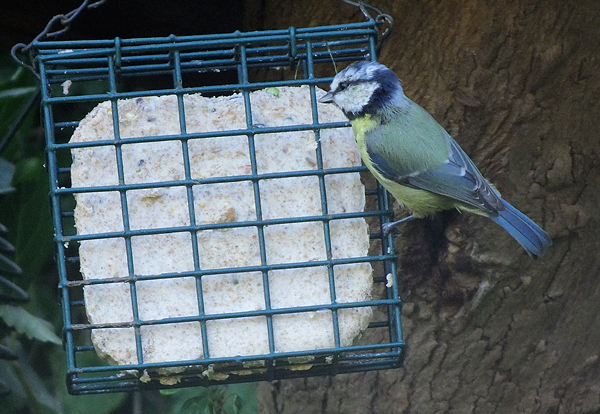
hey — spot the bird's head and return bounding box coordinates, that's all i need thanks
[319,61,408,120]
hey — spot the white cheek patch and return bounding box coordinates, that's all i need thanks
[334,81,378,115]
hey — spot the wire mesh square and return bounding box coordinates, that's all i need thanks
[34,21,404,394]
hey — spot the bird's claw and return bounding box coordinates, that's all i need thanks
[381,214,416,237]
[381,222,402,237]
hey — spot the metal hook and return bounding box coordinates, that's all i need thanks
[375,13,394,53]
[341,0,395,53]
[10,0,108,76]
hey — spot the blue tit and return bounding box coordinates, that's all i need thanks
[319,61,551,258]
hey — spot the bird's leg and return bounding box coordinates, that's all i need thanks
[381,214,416,237]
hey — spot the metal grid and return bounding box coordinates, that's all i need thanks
[34,21,404,394]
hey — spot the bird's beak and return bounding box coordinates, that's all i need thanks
[318,92,334,103]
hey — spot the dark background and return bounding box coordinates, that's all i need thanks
[2,1,247,49]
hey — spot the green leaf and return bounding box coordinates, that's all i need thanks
[0,157,15,194]
[0,86,37,100]
[9,157,54,280]
[49,347,127,414]
[0,65,26,89]
[224,384,258,414]
[176,384,258,414]
[0,305,61,345]
[3,341,61,413]
[161,388,182,396]
[180,395,211,414]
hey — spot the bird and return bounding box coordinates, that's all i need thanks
[319,60,551,258]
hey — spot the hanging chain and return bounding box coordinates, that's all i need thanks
[342,0,394,53]
[11,0,108,77]
[11,0,392,75]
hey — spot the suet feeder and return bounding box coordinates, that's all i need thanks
[16,0,403,394]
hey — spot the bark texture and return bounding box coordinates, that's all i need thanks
[247,1,600,413]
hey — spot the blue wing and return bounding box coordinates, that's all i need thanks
[366,117,504,216]
[406,135,504,214]
[364,102,551,256]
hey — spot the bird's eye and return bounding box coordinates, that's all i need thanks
[339,81,349,91]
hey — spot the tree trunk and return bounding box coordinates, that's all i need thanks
[246,1,600,413]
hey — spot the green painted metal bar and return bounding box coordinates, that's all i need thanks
[305,40,342,375]
[33,22,377,54]
[238,42,278,363]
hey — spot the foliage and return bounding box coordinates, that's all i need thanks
[169,384,258,414]
[0,157,15,194]
[0,53,259,414]
[0,305,61,344]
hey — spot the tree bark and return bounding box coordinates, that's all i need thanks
[247,1,600,413]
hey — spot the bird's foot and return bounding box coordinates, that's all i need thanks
[381,222,401,237]
[382,215,416,237]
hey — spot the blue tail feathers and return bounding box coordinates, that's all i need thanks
[489,200,551,258]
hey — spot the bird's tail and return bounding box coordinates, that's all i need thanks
[489,201,551,258]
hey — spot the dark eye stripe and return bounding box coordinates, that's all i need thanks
[337,79,373,93]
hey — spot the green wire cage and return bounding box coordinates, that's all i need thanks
[30,11,403,395]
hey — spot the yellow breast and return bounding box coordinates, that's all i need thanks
[350,116,455,218]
